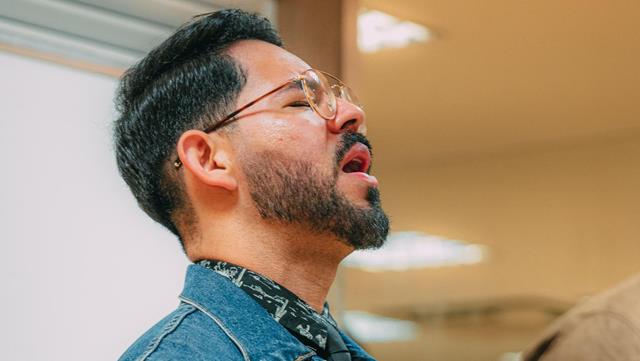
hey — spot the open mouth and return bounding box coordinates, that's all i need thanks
[339,143,372,174]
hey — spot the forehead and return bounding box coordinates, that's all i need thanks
[226,40,311,97]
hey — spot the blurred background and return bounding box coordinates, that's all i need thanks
[1,1,639,360]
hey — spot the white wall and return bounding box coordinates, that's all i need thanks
[0,51,189,361]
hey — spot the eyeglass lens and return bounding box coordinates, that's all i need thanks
[302,70,336,119]
[301,69,363,121]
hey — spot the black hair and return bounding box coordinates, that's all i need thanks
[113,9,282,244]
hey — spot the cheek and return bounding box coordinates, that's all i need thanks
[255,118,291,144]
[243,116,329,159]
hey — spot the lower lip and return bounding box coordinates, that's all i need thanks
[345,172,379,187]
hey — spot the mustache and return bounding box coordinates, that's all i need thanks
[336,132,373,166]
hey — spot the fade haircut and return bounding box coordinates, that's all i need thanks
[113,9,282,243]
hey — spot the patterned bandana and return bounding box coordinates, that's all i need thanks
[197,260,338,355]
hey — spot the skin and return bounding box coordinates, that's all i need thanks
[175,40,371,312]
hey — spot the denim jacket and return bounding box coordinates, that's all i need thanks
[119,264,377,361]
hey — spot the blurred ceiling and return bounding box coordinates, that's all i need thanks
[359,0,640,169]
[0,0,275,70]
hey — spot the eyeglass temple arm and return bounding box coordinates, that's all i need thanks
[175,77,302,169]
[202,79,300,133]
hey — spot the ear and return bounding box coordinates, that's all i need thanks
[176,130,238,191]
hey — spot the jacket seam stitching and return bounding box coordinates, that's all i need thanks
[179,295,251,361]
[136,303,196,361]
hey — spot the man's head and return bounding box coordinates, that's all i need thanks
[114,10,389,253]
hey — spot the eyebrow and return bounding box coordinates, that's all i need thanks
[270,81,305,102]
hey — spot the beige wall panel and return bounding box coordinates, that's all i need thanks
[277,0,342,76]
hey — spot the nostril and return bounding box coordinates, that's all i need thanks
[341,119,358,131]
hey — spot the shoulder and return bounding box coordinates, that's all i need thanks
[118,302,246,361]
[562,273,640,335]
[525,312,640,361]
[523,273,640,361]
[593,273,640,317]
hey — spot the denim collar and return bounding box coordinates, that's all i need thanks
[196,259,336,354]
[179,264,315,361]
[179,263,377,361]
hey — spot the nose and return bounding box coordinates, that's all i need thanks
[326,98,366,135]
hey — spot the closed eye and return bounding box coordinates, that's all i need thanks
[288,100,310,107]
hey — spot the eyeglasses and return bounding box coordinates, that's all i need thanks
[207,68,360,132]
[174,68,361,169]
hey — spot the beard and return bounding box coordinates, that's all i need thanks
[240,133,389,250]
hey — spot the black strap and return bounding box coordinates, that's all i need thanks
[325,324,352,361]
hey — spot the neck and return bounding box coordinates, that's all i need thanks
[189,215,353,312]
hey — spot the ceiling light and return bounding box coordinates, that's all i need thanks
[357,9,433,53]
[342,310,418,343]
[343,232,488,271]
[499,352,523,361]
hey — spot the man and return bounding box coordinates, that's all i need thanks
[115,9,389,361]
[523,273,640,360]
